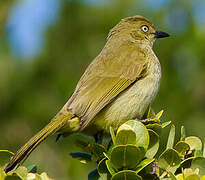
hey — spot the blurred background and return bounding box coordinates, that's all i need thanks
[1,0,205,179]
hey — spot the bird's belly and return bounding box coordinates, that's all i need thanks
[91,75,160,133]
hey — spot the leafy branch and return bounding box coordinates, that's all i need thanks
[70,109,205,180]
[1,109,205,180]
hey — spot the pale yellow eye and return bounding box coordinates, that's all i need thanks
[141,25,149,32]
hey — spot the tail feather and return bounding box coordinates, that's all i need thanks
[4,109,74,173]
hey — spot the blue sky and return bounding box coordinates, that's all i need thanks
[6,0,205,59]
[7,0,60,59]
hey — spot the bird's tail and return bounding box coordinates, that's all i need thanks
[4,106,75,173]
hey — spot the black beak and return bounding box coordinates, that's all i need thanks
[155,30,170,38]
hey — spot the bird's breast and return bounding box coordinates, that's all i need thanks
[91,55,161,133]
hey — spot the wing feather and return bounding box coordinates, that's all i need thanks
[67,42,148,130]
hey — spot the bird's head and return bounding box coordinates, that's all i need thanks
[108,15,169,47]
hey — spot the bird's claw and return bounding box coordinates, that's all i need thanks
[134,116,159,125]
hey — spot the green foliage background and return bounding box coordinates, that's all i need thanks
[1,0,205,179]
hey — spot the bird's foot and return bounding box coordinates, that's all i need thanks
[134,116,159,125]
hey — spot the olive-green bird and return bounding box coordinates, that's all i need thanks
[5,15,169,173]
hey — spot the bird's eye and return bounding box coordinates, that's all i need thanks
[141,25,149,32]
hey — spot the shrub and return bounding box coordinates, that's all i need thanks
[1,109,205,180]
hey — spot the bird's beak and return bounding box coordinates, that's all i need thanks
[154,30,170,38]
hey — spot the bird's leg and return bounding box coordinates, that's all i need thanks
[94,130,104,144]
[56,133,62,142]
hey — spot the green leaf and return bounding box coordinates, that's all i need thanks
[116,124,136,145]
[167,125,175,149]
[5,176,21,180]
[184,174,200,180]
[69,152,92,163]
[25,173,41,180]
[135,158,154,174]
[142,174,159,179]
[156,110,164,119]
[39,172,53,180]
[167,172,177,180]
[203,138,205,158]
[201,175,205,180]
[98,158,111,180]
[191,157,205,177]
[195,150,203,157]
[146,130,159,158]
[110,145,145,169]
[185,136,202,157]
[146,123,162,136]
[174,141,190,156]
[73,134,95,151]
[0,168,6,180]
[0,150,14,167]
[111,170,142,180]
[161,121,171,128]
[98,158,108,175]
[124,120,149,150]
[15,166,28,179]
[183,168,199,177]
[180,126,186,141]
[147,106,156,118]
[185,136,202,151]
[175,174,184,180]
[158,148,181,173]
[103,152,110,160]
[98,158,112,180]
[90,143,106,161]
[106,160,116,175]
[181,157,195,169]
[110,127,116,145]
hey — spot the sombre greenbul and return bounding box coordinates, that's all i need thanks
[4,15,169,173]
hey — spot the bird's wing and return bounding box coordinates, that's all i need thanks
[67,42,149,131]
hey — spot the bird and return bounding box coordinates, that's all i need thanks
[4,15,169,173]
